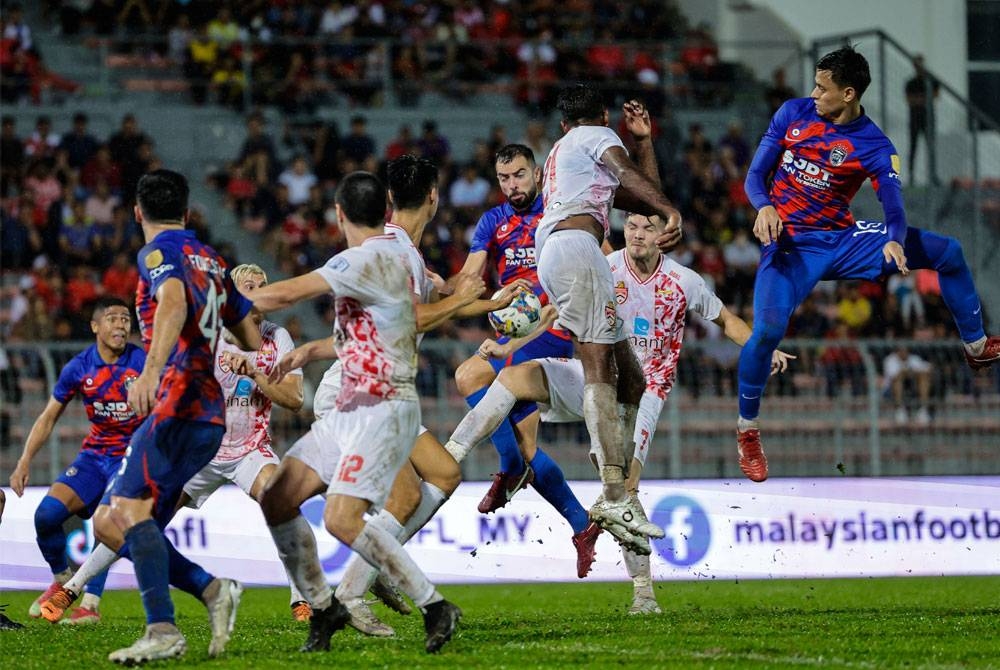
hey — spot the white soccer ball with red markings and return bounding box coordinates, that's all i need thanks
[488,288,543,338]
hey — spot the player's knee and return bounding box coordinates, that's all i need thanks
[455,357,494,397]
[752,309,792,349]
[323,506,362,545]
[35,495,70,532]
[496,365,530,397]
[938,236,966,272]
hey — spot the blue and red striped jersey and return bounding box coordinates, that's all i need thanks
[471,194,547,299]
[52,343,146,457]
[135,229,251,426]
[745,98,907,240]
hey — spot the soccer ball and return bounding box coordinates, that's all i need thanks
[488,288,543,338]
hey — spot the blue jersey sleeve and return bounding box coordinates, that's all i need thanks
[52,354,82,404]
[138,241,185,297]
[864,145,908,244]
[471,210,499,254]
[744,100,798,211]
[220,269,252,327]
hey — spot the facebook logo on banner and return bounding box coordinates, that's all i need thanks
[634,317,650,336]
[651,495,711,566]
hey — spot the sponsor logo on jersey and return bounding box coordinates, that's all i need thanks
[149,263,176,280]
[327,256,350,272]
[829,144,849,167]
[783,127,803,143]
[615,280,628,304]
[144,249,164,269]
[781,151,833,189]
[633,316,650,336]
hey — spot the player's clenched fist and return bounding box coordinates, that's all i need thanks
[753,205,783,245]
[655,208,683,252]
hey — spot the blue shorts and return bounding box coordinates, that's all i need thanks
[756,222,898,308]
[488,329,575,374]
[56,450,123,519]
[108,416,225,525]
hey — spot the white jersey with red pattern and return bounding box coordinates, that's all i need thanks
[608,250,723,399]
[315,222,430,419]
[314,235,418,410]
[537,125,626,250]
[213,320,300,462]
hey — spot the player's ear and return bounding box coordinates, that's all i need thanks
[559,119,570,134]
[532,165,541,184]
[133,204,143,224]
[428,186,438,208]
[334,202,346,227]
[843,86,857,104]
[90,319,99,335]
[602,109,610,126]
[181,208,190,226]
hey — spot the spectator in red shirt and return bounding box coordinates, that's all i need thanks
[102,251,139,301]
[80,145,122,194]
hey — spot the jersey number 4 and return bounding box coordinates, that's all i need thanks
[199,282,228,350]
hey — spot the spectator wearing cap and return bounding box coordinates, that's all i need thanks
[341,115,376,165]
[417,120,450,165]
[59,112,99,169]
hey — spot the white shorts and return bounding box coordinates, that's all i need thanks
[183,446,279,509]
[314,362,428,437]
[883,354,932,383]
[535,357,663,466]
[288,398,420,508]
[537,229,621,345]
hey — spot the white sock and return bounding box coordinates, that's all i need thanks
[80,593,101,611]
[584,383,625,501]
[400,481,448,542]
[737,416,759,432]
[65,544,120,594]
[445,382,517,463]
[966,336,987,356]
[334,509,405,602]
[623,547,653,596]
[350,522,441,608]
[269,516,331,611]
[620,403,639,476]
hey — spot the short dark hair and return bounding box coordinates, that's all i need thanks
[495,143,536,167]
[334,171,386,228]
[73,112,88,124]
[136,169,189,222]
[816,45,871,98]
[92,295,129,320]
[386,154,438,210]
[556,84,607,124]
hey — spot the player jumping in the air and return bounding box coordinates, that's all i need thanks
[461,213,793,612]
[737,45,998,481]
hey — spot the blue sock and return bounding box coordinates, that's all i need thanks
[466,386,526,475]
[904,228,986,343]
[529,448,589,534]
[118,541,214,598]
[123,519,174,625]
[34,496,72,574]
[85,568,109,598]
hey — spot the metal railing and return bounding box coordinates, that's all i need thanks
[3,338,997,486]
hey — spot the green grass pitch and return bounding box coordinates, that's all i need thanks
[3,577,999,668]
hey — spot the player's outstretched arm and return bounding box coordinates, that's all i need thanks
[416,272,485,333]
[453,277,534,318]
[250,271,331,313]
[10,398,67,496]
[713,306,796,375]
[129,277,187,416]
[621,99,660,188]
[227,314,263,352]
[476,304,558,361]
[268,336,336,384]
[603,146,682,251]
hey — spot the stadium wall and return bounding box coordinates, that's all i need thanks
[2,479,997,590]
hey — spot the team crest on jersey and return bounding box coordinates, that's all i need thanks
[829,144,850,167]
[615,280,628,304]
[145,249,164,269]
[65,466,77,477]
[605,301,617,328]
